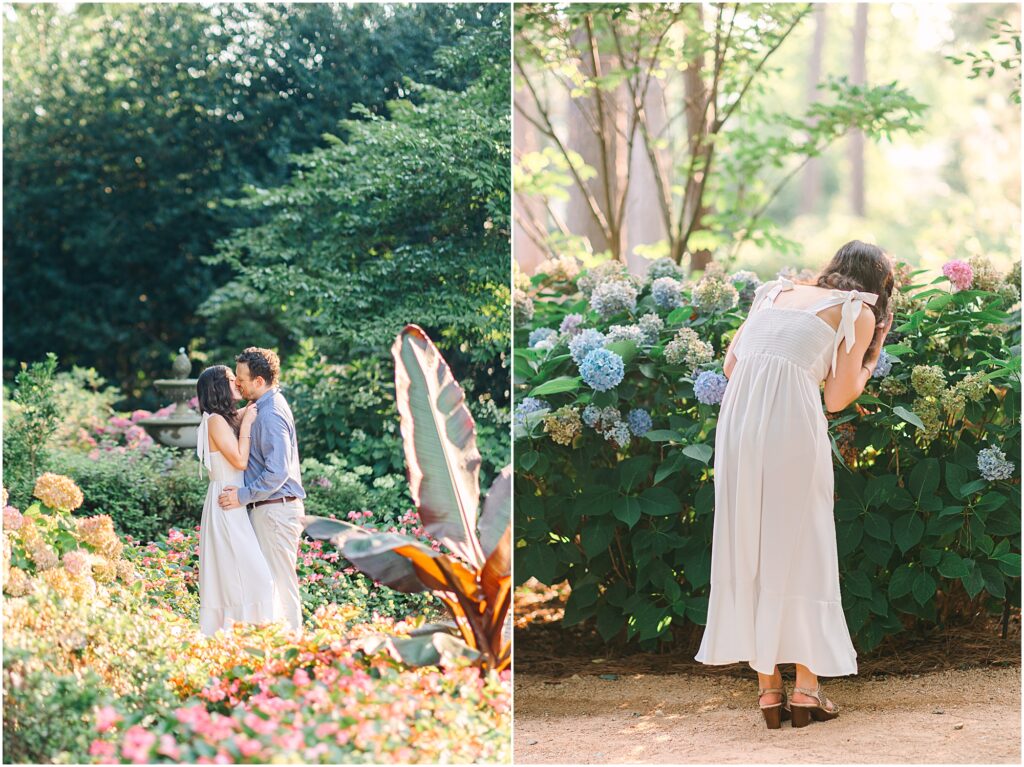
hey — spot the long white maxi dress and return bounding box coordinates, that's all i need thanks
[196,413,276,637]
[694,277,877,677]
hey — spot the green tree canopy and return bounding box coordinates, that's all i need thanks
[3,2,502,400]
[201,10,511,404]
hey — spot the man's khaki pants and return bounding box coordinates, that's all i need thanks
[249,499,304,631]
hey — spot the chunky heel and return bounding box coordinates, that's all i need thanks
[790,705,812,728]
[757,686,790,730]
[761,705,783,729]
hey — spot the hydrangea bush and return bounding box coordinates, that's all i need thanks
[514,255,1021,652]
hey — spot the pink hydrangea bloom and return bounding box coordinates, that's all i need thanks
[943,259,973,291]
[3,505,23,531]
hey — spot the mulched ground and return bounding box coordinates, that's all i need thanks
[514,580,1021,681]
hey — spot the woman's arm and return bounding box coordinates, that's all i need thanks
[822,308,891,412]
[723,322,747,380]
[207,408,256,471]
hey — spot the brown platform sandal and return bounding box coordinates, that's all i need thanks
[789,684,839,727]
[758,686,791,729]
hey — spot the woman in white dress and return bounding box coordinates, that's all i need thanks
[195,365,276,637]
[694,241,895,728]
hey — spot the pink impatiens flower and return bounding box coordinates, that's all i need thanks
[120,725,156,764]
[943,259,973,291]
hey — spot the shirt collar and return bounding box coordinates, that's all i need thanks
[254,388,278,407]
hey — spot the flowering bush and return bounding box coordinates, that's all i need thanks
[514,255,1020,651]
[3,475,509,764]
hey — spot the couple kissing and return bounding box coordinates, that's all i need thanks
[194,346,305,638]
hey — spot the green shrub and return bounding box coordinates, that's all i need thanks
[514,258,1021,651]
[286,339,511,489]
[3,355,61,506]
[49,447,206,543]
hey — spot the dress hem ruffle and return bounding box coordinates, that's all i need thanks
[199,598,276,637]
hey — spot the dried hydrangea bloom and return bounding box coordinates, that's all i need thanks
[692,277,739,313]
[879,377,908,397]
[911,397,943,448]
[542,406,582,446]
[956,372,988,403]
[664,328,714,370]
[910,365,946,398]
[513,288,535,327]
[540,254,582,283]
[4,566,31,597]
[33,473,84,512]
[967,254,1001,293]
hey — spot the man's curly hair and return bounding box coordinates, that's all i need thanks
[236,347,280,386]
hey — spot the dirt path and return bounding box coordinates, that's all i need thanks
[514,667,1021,763]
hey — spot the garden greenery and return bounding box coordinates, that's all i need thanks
[514,256,1021,651]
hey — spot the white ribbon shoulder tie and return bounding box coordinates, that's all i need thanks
[196,412,212,477]
[752,277,795,310]
[830,289,879,378]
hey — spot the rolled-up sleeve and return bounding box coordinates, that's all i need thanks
[237,413,292,506]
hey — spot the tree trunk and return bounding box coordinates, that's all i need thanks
[680,4,712,273]
[624,77,669,276]
[800,5,827,216]
[513,86,548,275]
[849,3,868,217]
[566,23,619,259]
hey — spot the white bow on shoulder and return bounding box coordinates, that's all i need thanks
[830,289,879,379]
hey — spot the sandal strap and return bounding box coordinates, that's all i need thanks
[757,686,785,696]
[793,685,836,711]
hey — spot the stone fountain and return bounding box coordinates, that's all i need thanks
[137,348,201,449]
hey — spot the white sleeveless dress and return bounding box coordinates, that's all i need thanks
[694,277,877,677]
[196,413,276,637]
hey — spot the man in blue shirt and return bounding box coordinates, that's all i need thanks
[218,347,306,631]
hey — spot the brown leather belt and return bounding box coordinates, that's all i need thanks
[247,496,299,511]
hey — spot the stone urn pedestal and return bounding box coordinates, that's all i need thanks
[137,349,201,449]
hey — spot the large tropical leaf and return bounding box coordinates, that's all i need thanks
[357,631,481,668]
[392,324,484,566]
[302,516,427,593]
[478,465,511,558]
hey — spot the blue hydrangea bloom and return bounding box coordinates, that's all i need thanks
[582,404,602,428]
[528,327,558,348]
[579,348,625,392]
[651,277,684,309]
[569,328,607,366]
[872,349,894,378]
[626,408,653,437]
[514,397,548,427]
[694,370,729,405]
[589,280,638,318]
[559,313,585,336]
[606,324,645,345]
[978,445,1015,481]
[606,420,632,448]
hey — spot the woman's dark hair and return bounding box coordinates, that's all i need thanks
[814,240,895,358]
[236,347,280,387]
[197,365,240,436]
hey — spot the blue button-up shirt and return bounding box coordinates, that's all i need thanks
[237,388,306,506]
